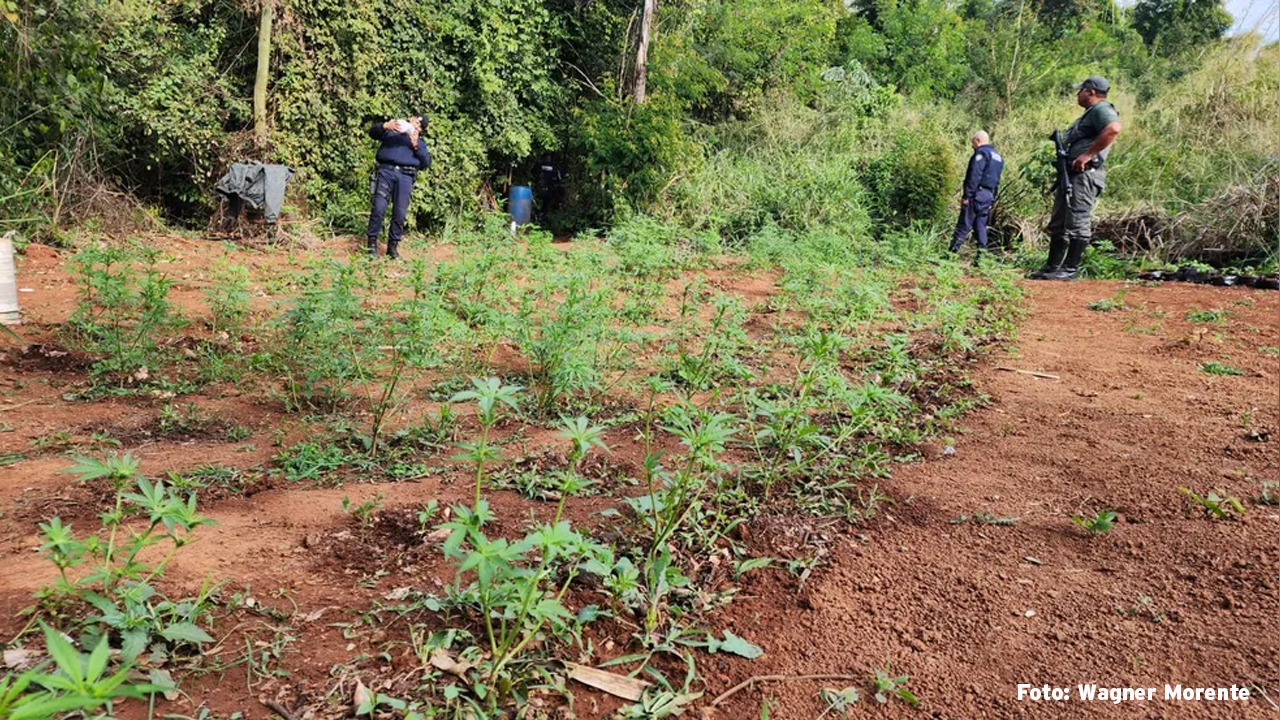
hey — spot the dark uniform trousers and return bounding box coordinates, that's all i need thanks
[367,166,416,245]
[1045,165,1105,269]
[951,187,996,251]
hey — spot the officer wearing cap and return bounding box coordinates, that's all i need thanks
[949,130,1004,264]
[366,114,432,259]
[1030,76,1121,280]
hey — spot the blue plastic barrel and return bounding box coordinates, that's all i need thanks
[510,186,532,226]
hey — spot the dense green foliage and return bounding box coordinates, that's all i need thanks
[1,0,1274,259]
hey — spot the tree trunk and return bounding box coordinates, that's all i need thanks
[253,0,274,146]
[633,0,655,104]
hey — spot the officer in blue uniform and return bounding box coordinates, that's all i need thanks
[949,130,1004,263]
[366,114,432,259]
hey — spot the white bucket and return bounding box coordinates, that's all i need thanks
[0,231,21,326]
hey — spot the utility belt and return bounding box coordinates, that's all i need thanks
[378,163,419,176]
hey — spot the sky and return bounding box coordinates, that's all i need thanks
[1225,0,1278,41]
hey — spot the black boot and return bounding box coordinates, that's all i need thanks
[1028,235,1067,279]
[386,240,400,260]
[367,238,379,258]
[972,248,984,268]
[1045,236,1086,281]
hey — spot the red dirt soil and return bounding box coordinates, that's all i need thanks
[710,281,1279,719]
[1,239,1277,719]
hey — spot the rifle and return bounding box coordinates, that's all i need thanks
[1051,129,1072,206]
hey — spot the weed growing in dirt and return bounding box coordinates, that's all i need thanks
[165,465,251,494]
[65,241,186,387]
[1185,308,1229,324]
[1256,480,1279,506]
[664,285,752,390]
[1118,595,1165,623]
[61,451,141,487]
[32,455,216,664]
[1122,318,1163,335]
[949,511,1018,526]
[450,377,521,505]
[511,273,636,416]
[1080,240,1130,280]
[272,441,348,483]
[1087,289,1129,312]
[342,493,385,529]
[1199,361,1243,376]
[870,663,919,706]
[203,258,251,335]
[1071,510,1117,536]
[745,329,851,497]
[551,416,609,522]
[429,502,613,715]
[818,686,861,718]
[416,500,440,533]
[156,403,214,436]
[631,401,737,635]
[30,429,77,453]
[0,622,163,720]
[269,261,371,411]
[1179,487,1247,519]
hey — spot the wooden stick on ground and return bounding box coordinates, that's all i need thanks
[994,366,1060,380]
[0,398,44,412]
[711,674,861,707]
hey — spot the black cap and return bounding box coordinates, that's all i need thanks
[415,114,429,128]
[1074,76,1110,94]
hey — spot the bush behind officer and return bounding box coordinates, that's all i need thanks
[366,114,431,259]
[949,130,1004,264]
[1030,76,1122,280]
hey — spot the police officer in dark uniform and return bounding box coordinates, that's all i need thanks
[949,130,1005,263]
[366,114,432,259]
[534,154,564,220]
[1030,76,1122,280]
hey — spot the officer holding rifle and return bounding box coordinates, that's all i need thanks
[1029,76,1122,281]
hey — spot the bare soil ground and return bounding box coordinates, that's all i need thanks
[1,239,1276,719]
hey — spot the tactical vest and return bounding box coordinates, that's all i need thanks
[977,145,1004,192]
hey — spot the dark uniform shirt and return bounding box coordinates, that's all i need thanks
[1063,101,1120,164]
[961,144,1004,200]
[368,122,432,169]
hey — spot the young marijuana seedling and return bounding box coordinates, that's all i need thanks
[0,622,162,720]
[1071,509,1117,536]
[1179,487,1246,519]
[870,663,919,706]
[817,687,860,719]
[553,416,609,523]
[341,493,385,529]
[36,455,215,664]
[450,377,522,505]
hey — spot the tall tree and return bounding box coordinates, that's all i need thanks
[1132,0,1230,55]
[633,0,655,103]
[253,0,273,145]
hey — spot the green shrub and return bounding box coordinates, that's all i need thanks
[863,131,957,231]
